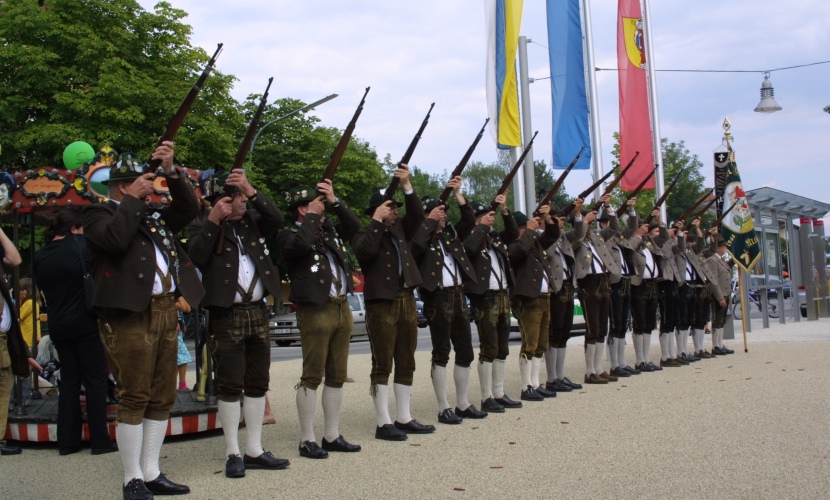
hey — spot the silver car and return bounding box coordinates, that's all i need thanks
[270,293,368,347]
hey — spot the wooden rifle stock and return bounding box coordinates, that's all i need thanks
[148,43,223,172]
[645,166,687,224]
[559,166,617,217]
[215,77,273,255]
[438,118,489,202]
[385,103,435,200]
[488,131,539,212]
[590,150,640,213]
[676,188,714,224]
[533,146,585,216]
[616,165,658,217]
[321,87,370,185]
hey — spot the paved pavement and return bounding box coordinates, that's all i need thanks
[3,317,830,499]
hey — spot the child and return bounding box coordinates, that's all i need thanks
[175,297,192,391]
[18,277,41,347]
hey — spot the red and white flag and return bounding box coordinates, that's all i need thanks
[617,0,654,191]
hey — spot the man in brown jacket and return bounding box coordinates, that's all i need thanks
[188,167,288,478]
[83,144,205,499]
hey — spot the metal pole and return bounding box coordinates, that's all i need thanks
[511,147,525,213]
[581,0,605,197]
[517,36,536,213]
[641,0,666,221]
[739,271,749,352]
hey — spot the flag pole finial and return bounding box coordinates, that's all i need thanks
[722,117,734,159]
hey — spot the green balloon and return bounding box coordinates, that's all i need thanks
[63,141,95,170]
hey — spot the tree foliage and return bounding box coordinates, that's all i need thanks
[0,0,240,169]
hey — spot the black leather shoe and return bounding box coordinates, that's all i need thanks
[647,361,663,371]
[712,346,725,355]
[546,379,572,392]
[59,445,82,456]
[534,385,557,398]
[321,435,361,453]
[494,394,523,409]
[438,408,463,424]
[244,451,290,470]
[456,404,488,419]
[123,478,153,500]
[562,377,583,390]
[721,346,735,354]
[91,442,118,455]
[375,423,407,441]
[481,397,505,413]
[1,443,22,455]
[520,385,544,401]
[623,365,641,375]
[299,440,329,459]
[225,454,245,478]
[610,367,631,378]
[395,419,436,434]
[145,472,191,495]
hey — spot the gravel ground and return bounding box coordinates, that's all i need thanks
[3,317,830,499]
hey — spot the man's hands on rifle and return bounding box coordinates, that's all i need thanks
[573,197,584,216]
[373,200,394,224]
[584,211,597,224]
[225,169,256,199]
[626,196,637,208]
[650,209,660,224]
[447,176,465,205]
[692,217,701,227]
[208,196,235,224]
[494,194,507,212]
[306,197,326,216]
[479,211,495,227]
[538,203,554,225]
[427,205,447,223]
[150,141,176,173]
[316,179,337,204]
[396,163,413,192]
[525,216,542,231]
[125,173,157,201]
[598,194,611,208]
[634,224,648,238]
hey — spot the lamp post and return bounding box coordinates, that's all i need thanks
[249,93,338,163]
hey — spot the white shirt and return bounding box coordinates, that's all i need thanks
[440,240,460,288]
[327,250,347,296]
[234,248,264,303]
[151,241,177,296]
[487,248,505,290]
[0,295,11,333]
[643,248,658,280]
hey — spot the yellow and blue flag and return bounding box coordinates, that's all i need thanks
[485,0,523,149]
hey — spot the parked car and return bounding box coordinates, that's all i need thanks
[415,300,428,328]
[270,293,368,347]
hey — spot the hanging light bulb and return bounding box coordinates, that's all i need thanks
[754,72,782,113]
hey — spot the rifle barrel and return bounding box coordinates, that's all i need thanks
[438,118,489,202]
[386,103,435,200]
[489,131,539,212]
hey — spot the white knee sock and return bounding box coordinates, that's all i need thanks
[242,395,265,457]
[668,332,677,359]
[140,418,168,482]
[492,359,507,398]
[608,338,619,369]
[643,333,652,363]
[217,400,241,457]
[593,342,605,374]
[478,361,493,400]
[296,387,317,443]
[518,356,532,388]
[431,364,449,410]
[716,328,724,348]
[676,330,684,355]
[711,328,718,350]
[616,340,627,368]
[659,333,669,360]
[545,348,557,384]
[633,334,644,365]
[555,348,567,380]
[117,422,144,486]
[372,384,392,426]
[584,344,596,376]
[322,385,344,442]
[393,383,412,423]
[454,364,471,411]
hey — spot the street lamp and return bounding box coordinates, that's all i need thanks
[754,72,782,113]
[250,93,339,163]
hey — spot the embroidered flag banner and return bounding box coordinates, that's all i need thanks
[485,0,524,149]
[617,0,654,190]
[714,150,761,272]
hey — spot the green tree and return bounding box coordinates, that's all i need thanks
[608,134,711,226]
[0,0,241,169]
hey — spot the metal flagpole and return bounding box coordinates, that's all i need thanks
[738,270,749,352]
[517,36,536,213]
[581,0,604,198]
[641,0,666,221]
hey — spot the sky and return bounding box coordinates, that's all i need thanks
[136,0,830,219]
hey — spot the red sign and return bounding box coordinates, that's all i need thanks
[800,217,813,225]
[813,220,824,227]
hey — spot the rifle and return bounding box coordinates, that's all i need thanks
[148,43,223,173]
[676,188,714,224]
[533,146,585,216]
[437,118,489,202]
[590,150,640,213]
[488,131,539,212]
[320,87,370,185]
[645,166,687,224]
[616,164,658,217]
[692,195,718,221]
[559,166,617,217]
[215,77,273,255]
[385,103,435,200]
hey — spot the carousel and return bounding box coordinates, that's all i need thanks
[4,142,222,443]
